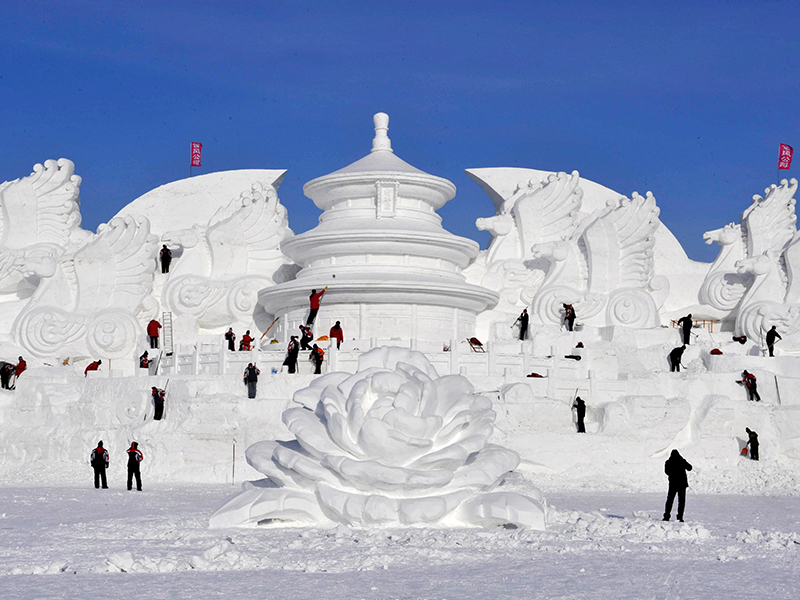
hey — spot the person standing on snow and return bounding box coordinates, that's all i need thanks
[668,345,686,372]
[310,344,325,374]
[225,328,236,352]
[243,363,260,398]
[563,303,576,332]
[307,288,326,325]
[159,244,172,273]
[663,449,692,522]
[329,321,344,350]
[765,326,782,357]
[515,308,529,340]
[84,359,102,377]
[126,441,143,491]
[139,351,150,369]
[745,427,759,461]
[572,396,586,433]
[15,356,26,379]
[283,336,300,373]
[740,370,761,402]
[91,440,109,489]
[147,319,162,349]
[677,314,693,345]
[151,387,165,420]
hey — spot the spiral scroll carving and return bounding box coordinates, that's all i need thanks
[14,308,87,357]
[605,288,658,328]
[86,310,140,359]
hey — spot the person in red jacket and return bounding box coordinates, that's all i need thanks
[15,357,26,377]
[329,321,344,350]
[126,441,143,491]
[740,370,761,402]
[84,359,102,376]
[310,344,325,374]
[307,288,326,325]
[147,319,162,349]
[240,330,254,351]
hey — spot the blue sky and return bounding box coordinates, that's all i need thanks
[1,0,798,261]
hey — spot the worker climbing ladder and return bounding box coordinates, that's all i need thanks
[162,311,174,356]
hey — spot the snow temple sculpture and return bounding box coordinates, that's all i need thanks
[209,347,546,529]
[258,113,499,343]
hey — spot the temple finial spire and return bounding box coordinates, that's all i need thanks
[371,112,392,153]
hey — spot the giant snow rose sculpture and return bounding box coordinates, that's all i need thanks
[210,347,546,530]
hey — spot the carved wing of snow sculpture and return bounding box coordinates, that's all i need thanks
[163,183,294,330]
[532,191,664,327]
[741,179,797,258]
[14,216,158,358]
[511,171,582,258]
[209,347,546,530]
[206,182,292,279]
[0,159,87,248]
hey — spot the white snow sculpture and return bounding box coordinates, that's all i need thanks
[13,215,159,359]
[467,172,582,318]
[210,347,546,530]
[161,182,294,330]
[0,159,91,297]
[531,191,669,328]
[699,223,751,312]
[696,178,799,339]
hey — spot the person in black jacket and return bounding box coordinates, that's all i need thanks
[572,397,586,433]
[243,363,260,398]
[745,427,759,461]
[515,309,529,340]
[159,245,172,273]
[766,326,782,357]
[152,387,165,420]
[224,328,236,352]
[563,304,576,332]
[677,314,693,345]
[91,440,109,489]
[663,449,693,522]
[126,441,143,491]
[299,325,313,351]
[668,345,686,372]
[283,337,299,373]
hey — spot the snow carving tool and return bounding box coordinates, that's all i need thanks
[260,317,280,340]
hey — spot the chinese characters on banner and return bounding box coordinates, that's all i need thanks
[779,143,793,170]
[191,142,202,167]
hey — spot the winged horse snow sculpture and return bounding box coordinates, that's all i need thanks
[13,215,159,359]
[731,179,800,341]
[161,183,294,330]
[467,171,583,316]
[0,159,91,297]
[531,191,669,328]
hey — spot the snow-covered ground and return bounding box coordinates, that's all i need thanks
[1,484,798,599]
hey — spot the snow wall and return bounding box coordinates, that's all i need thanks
[1,327,799,496]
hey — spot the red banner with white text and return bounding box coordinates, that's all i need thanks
[191,142,202,167]
[779,143,793,170]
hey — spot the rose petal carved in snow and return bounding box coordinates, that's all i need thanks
[210,347,546,530]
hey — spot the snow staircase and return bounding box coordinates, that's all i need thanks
[162,311,174,356]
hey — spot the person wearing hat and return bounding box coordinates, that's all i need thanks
[91,441,109,489]
[126,441,143,491]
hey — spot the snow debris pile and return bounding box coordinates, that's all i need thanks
[210,347,546,530]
